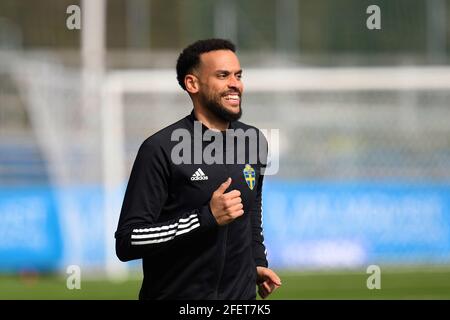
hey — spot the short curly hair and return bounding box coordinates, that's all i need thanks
[176,39,236,91]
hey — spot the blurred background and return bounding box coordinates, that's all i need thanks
[1,0,450,299]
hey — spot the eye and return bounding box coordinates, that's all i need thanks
[236,73,242,80]
[218,73,228,79]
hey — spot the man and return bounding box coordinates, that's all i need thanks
[115,39,281,300]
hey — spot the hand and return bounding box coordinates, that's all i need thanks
[209,178,243,226]
[256,266,281,299]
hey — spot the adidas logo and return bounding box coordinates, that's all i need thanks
[191,168,208,181]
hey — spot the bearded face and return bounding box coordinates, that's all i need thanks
[195,50,244,123]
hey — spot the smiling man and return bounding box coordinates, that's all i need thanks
[115,39,281,300]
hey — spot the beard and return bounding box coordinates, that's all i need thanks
[200,91,242,122]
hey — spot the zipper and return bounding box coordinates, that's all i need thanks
[214,130,233,298]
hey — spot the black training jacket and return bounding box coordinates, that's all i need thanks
[115,110,268,300]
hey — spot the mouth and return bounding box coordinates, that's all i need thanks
[222,93,241,106]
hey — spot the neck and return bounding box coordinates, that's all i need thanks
[193,103,229,132]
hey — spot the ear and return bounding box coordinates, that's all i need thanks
[185,74,199,94]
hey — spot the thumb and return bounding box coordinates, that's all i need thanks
[215,177,232,195]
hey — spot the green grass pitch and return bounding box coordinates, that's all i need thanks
[1,266,450,300]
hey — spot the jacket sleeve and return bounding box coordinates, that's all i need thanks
[250,172,269,267]
[114,139,218,262]
[249,131,269,267]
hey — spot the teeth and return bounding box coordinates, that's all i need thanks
[225,95,239,100]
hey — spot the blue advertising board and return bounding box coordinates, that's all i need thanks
[1,181,450,270]
[0,187,62,271]
[263,181,450,268]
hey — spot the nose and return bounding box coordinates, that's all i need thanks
[228,75,242,91]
